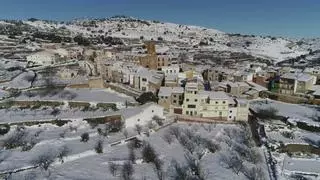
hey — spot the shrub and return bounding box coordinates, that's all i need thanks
[296,122,320,132]
[31,150,56,171]
[136,92,158,104]
[152,115,164,126]
[0,124,10,135]
[255,107,278,120]
[50,108,61,116]
[142,142,158,163]
[80,132,89,142]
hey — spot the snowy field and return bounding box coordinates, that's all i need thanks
[0,122,270,180]
[17,88,136,104]
[250,99,320,127]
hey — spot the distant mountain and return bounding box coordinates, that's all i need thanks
[2,17,320,64]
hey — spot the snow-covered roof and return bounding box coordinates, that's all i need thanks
[311,85,320,96]
[158,87,184,97]
[165,74,178,81]
[282,73,314,82]
[121,103,161,119]
[246,81,268,92]
[199,91,229,100]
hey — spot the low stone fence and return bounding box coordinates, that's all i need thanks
[261,91,320,105]
[175,115,236,124]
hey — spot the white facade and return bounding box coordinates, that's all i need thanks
[124,103,164,129]
[228,107,238,121]
[162,65,180,76]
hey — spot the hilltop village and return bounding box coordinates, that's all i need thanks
[0,17,319,180]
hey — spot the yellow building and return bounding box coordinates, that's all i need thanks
[137,41,170,70]
[181,82,248,121]
[158,87,184,111]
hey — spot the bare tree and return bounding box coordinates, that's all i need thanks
[185,152,205,180]
[141,142,164,180]
[242,165,265,180]
[135,124,142,135]
[177,134,196,153]
[121,161,134,180]
[3,127,29,149]
[162,131,174,144]
[57,145,70,163]
[128,148,136,164]
[168,126,181,139]
[123,129,129,139]
[168,160,188,180]
[31,150,56,171]
[109,162,119,177]
[95,139,104,153]
[219,151,244,175]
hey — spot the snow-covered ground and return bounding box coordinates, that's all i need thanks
[0,71,35,89]
[17,88,136,104]
[250,99,320,127]
[0,122,270,180]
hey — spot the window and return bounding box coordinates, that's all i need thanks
[152,110,154,112]
[173,100,177,103]
[223,101,226,104]
[186,99,189,102]
[215,101,218,104]
[195,99,198,102]
[186,111,189,115]
[229,116,232,119]
[219,112,222,116]
[194,111,197,115]
[137,119,140,122]
[165,96,168,99]
[229,110,232,113]
[188,104,196,108]
[194,91,197,94]
[142,78,147,82]
[173,95,176,98]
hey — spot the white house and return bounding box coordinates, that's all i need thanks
[122,103,164,129]
[162,64,180,76]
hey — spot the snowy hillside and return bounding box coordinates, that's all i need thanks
[22,17,315,63]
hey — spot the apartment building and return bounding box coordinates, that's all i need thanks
[279,73,316,95]
[158,87,184,111]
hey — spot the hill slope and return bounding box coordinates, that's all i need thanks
[6,17,319,63]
